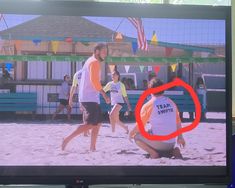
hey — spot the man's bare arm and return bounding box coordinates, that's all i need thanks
[176,121,186,148]
[100,89,111,104]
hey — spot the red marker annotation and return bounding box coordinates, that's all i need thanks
[135,78,201,141]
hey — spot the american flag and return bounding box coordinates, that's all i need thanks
[128,17,148,51]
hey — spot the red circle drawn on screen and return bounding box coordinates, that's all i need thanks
[135,78,201,141]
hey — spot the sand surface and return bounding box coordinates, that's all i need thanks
[0,112,226,166]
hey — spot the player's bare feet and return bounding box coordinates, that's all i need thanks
[149,151,160,159]
[84,130,90,137]
[61,139,68,151]
[90,147,96,152]
[172,147,183,159]
[144,151,160,159]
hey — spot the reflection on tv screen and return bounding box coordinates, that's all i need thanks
[0,15,226,167]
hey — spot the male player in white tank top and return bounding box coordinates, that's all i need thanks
[62,43,110,152]
[129,78,186,159]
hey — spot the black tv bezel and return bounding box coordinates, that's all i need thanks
[0,1,232,185]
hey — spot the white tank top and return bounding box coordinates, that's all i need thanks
[149,96,177,143]
[79,56,101,103]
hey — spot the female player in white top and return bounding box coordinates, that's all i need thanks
[103,70,132,133]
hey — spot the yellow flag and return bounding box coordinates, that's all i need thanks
[109,65,115,73]
[115,32,123,42]
[171,63,177,72]
[150,31,158,45]
[51,41,59,54]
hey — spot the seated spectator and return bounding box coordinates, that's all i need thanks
[142,79,148,90]
[121,77,129,90]
[148,72,157,82]
[127,78,135,90]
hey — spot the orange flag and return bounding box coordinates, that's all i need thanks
[14,40,22,52]
[115,32,123,42]
[109,65,116,73]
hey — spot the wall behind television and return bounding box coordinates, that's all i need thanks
[232,0,235,118]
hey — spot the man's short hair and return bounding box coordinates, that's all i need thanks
[94,43,107,53]
[149,77,164,95]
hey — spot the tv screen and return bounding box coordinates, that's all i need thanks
[0,1,232,186]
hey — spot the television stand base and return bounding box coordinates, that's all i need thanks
[65,185,89,188]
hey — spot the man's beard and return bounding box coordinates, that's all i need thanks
[97,54,104,62]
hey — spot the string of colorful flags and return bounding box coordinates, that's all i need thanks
[0,16,220,75]
[113,18,177,74]
[108,64,177,75]
[4,37,179,73]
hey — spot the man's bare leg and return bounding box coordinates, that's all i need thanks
[135,140,159,159]
[90,124,101,151]
[62,124,93,150]
[66,105,72,121]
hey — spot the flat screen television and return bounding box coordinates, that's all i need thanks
[0,0,232,186]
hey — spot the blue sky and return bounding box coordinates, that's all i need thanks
[0,14,39,31]
[85,16,225,45]
[0,14,225,45]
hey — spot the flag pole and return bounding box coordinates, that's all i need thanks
[2,14,9,29]
[112,18,125,42]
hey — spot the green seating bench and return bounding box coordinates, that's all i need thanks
[165,94,206,113]
[0,93,37,113]
[100,93,206,114]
